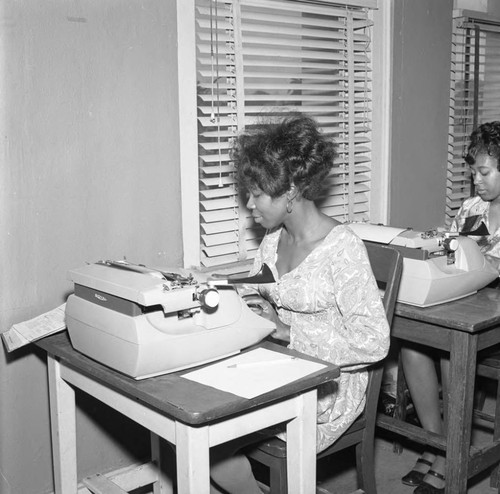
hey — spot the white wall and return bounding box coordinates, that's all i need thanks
[5,0,500,492]
[0,1,183,492]
[455,0,488,11]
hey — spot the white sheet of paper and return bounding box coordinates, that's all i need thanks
[182,347,328,399]
[348,222,406,244]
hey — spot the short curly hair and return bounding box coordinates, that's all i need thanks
[465,121,500,170]
[231,114,337,200]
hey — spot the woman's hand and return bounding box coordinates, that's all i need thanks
[242,294,291,342]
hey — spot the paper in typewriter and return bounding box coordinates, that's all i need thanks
[182,347,327,399]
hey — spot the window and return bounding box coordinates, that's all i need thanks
[179,0,383,270]
[446,10,500,225]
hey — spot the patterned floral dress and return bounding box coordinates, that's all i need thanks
[450,195,500,273]
[250,224,390,452]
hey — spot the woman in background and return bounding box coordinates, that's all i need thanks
[209,114,390,493]
[401,121,500,494]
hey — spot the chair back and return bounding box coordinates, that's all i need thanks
[363,241,402,325]
[358,241,403,428]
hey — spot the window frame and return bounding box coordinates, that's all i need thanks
[446,8,500,225]
[177,0,392,270]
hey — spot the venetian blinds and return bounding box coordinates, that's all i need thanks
[447,12,500,225]
[196,0,374,268]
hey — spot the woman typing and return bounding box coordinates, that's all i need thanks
[401,121,500,494]
[209,115,390,493]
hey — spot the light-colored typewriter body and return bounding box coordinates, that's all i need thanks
[66,262,275,379]
[348,223,498,307]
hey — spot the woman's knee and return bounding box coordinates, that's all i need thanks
[401,346,435,372]
[211,452,257,492]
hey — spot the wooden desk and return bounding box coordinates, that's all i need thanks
[377,288,500,494]
[37,332,339,494]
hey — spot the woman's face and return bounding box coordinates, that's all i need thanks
[246,186,287,229]
[470,153,500,204]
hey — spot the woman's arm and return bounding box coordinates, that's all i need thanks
[241,294,290,342]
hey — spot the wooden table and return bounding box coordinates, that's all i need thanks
[37,332,339,494]
[377,288,500,494]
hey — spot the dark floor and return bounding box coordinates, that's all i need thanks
[315,432,496,494]
[255,392,498,494]
[315,394,498,494]
[255,432,496,494]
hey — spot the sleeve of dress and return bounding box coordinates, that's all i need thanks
[450,201,468,233]
[448,198,500,274]
[484,253,500,275]
[330,232,391,371]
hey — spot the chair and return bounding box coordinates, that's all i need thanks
[246,242,403,494]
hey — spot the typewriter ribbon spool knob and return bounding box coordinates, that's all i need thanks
[443,236,459,252]
[443,236,459,265]
[197,287,220,310]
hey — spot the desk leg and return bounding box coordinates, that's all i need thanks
[175,422,210,494]
[151,432,174,494]
[286,389,317,494]
[445,332,478,494]
[47,355,78,494]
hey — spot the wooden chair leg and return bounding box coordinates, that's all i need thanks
[270,458,288,494]
[355,438,377,494]
[392,353,407,454]
[249,448,288,494]
[474,384,487,411]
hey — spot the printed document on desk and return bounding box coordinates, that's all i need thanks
[182,348,328,398]
[2,304,66,352]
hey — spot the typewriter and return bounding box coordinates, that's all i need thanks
[65,260,275,379]
[348,223,498,307]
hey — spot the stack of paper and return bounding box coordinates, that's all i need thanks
[2,304,66,352]
[182,347,327,398]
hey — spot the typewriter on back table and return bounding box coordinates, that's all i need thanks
[348,222,498,307]
[65,260,275,379]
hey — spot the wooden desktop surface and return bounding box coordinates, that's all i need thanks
[394,287,500,332]
[36,331,339,426]
[381,287,500,493]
